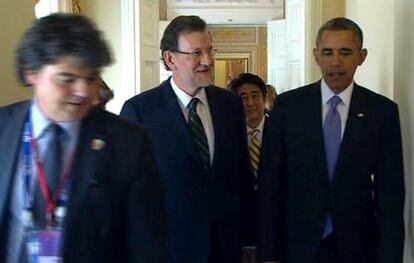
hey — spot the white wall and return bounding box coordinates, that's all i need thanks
[345,1,414,262]
[82,0,122,113]
[0,0,35,106]
[395,0,414,261]
[345,0,394,98]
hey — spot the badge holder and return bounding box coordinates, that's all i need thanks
[25,207,66,263]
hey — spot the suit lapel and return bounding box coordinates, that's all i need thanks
[333,84,366,182]
[63,108,109,248]
[205,87,223,175]
[160,81,201,166]
[0,101,30,229]
[305,83,330,184]
[258,116,270,174]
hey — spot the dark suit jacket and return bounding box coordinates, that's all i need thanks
[254,116,271,190]
[0,100,169,263]
[120,79,255,263]
[257,81,405,263]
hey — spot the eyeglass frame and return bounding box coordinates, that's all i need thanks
[171,48,218,59]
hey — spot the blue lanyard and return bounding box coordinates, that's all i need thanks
[22,116,33,210]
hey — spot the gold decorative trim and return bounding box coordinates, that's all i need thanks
[71,0,82,13]
[209,27,256,43]
[211,26,267,80]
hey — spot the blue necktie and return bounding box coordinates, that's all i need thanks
[323,95,342,237]
[188,98,211,173]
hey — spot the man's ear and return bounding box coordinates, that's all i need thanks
[359,48,368,65]
[313,48,321,65]
[163,51,176,71]
[23,70,37,86]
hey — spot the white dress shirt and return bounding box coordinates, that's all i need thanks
[247,116,265,146]
[321,79,354,139]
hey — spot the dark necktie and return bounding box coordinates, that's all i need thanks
[44,124,64,192]
[188,98,211,172]
[323,95,342,237]
[33,123,64,226]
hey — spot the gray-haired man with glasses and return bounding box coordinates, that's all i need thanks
[121,15,255,263]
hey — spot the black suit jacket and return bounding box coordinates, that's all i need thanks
[120,79,255,263]
[254,116,271,190]
[0,100,169,263]
[257,81,405,263]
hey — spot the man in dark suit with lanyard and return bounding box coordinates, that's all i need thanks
[0,13,168,262]
[257,17,405,263]
[120,15,255,263]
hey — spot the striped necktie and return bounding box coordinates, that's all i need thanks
[188,98,211,173]
[249,129,261,181]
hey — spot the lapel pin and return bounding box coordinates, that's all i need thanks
[357,113,364,117]
[91,138,106,150]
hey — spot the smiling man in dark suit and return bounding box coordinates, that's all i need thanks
[229,73,270,191]
[229,73,271,263]
[0,13,168,263]
[257,17,405,263]
[121,15,255,263]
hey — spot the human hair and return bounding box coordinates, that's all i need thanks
[316,17,364,48]
[228,73,267,98]
[266,84,278,109]
[160,15,207,71]
[16,13,112,86]
[97,78,114,109]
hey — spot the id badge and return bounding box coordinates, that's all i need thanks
[26,229,63,263]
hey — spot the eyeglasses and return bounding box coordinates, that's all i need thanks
[173,48,218,59]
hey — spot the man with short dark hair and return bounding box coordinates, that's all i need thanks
[229,73,269,190]
[0,13,168,262]
[121,15,255,263]
[229,73,270,263]
[257,17,405,263]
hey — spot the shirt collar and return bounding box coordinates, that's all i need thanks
[30,98,81,141]
[170,77,208,108]
[247,116,265,134]
[321,78,353,107]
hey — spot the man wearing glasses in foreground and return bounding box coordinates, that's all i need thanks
[121,15,255,263]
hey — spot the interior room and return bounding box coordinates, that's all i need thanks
[1,0,413,261]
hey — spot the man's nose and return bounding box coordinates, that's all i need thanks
[71,79,96,97]
[200,54,214,65]
[246,96,254,105]
[200,54,214,66]
[331,52,342,66]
